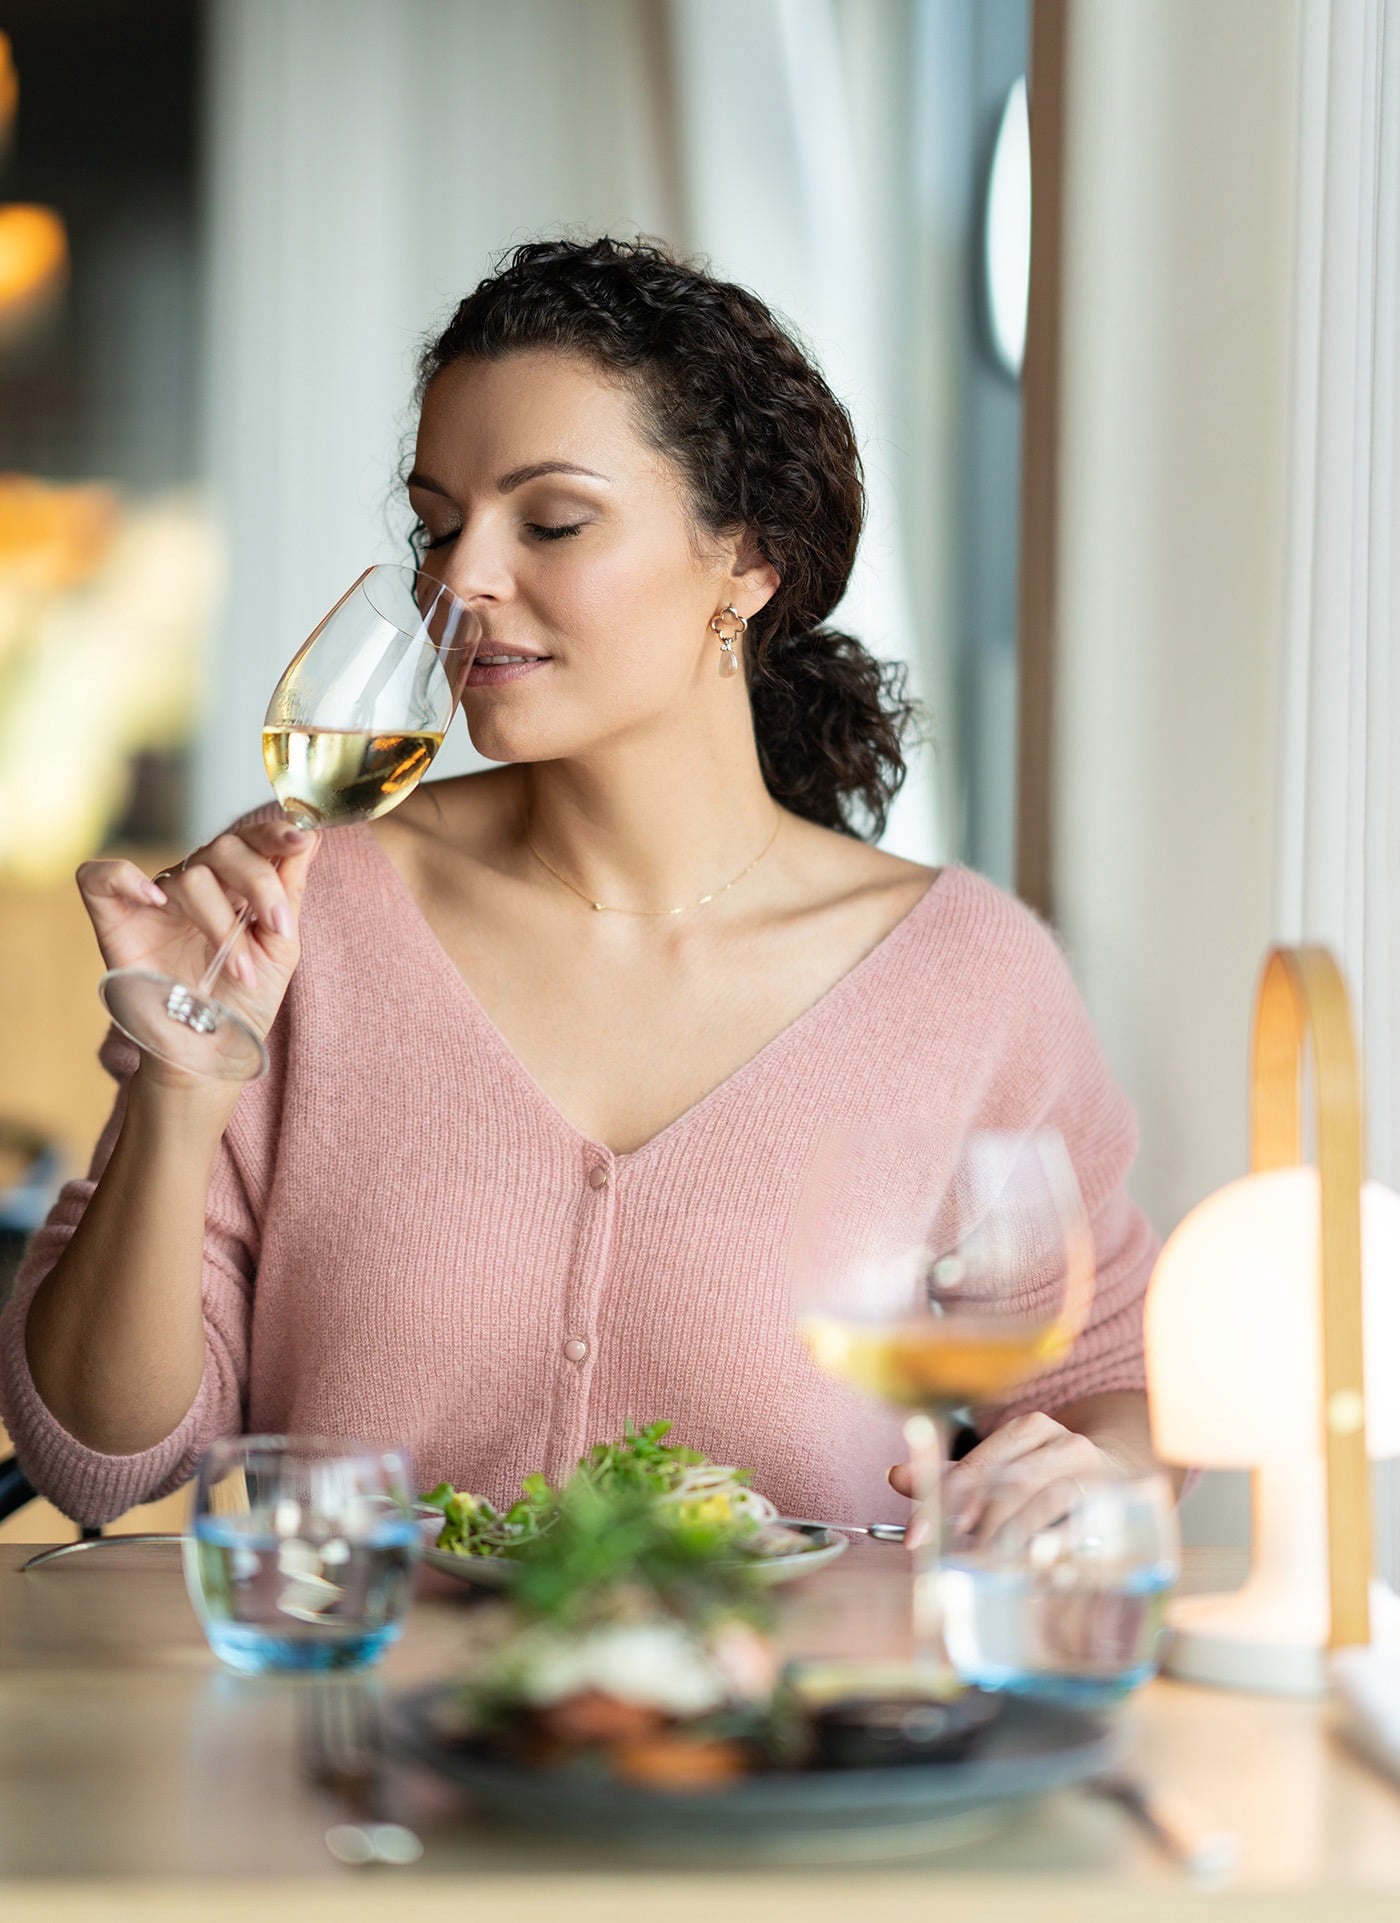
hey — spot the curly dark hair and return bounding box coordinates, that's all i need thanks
[416,236,920,839]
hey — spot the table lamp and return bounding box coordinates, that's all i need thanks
[1145,946,1400,1695]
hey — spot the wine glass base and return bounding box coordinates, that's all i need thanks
[99,967,269,1083]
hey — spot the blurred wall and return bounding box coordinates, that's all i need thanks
[957,1,1029,888]
[1050,0,1303,1544]
[198,0,1003,865]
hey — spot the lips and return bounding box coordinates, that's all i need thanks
[465,653,551,688]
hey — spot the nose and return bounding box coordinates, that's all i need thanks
[432,513,513,610]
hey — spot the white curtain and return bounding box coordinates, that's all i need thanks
[1274,0,1399,1580]
[1275,0,1398,1189]
[199,0,961,862]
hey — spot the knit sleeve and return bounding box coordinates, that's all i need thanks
[967,904,1157,1433]
[0,1029,256,1527]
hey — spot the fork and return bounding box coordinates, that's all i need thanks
[299,1674,423,1868]
[778,1516,908,1541]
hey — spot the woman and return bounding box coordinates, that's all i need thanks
[0,238,1169,1530]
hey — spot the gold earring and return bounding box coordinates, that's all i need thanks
[709,605,747,678]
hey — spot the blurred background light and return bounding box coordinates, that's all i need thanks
[982,73,1030,381]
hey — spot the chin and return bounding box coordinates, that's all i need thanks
[463,696,650,767]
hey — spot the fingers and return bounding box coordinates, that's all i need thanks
[888,1415,1091,1515]
[231,818,321,912]
[957,1474,1083,1554]
[160,859,251,957]
[237,816,316,862]
[76,858,169,914]
[276,829,320,912]
[947,1421,1112,1548]
[942,1413,1069,1527]
[202,832,293,929]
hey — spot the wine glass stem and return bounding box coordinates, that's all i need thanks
[903,1408,951,1676]
[192,855,286,1001]
[194,901,253,1000]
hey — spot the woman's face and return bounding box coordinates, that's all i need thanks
[409,350,774,767]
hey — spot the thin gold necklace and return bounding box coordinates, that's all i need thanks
[526,810,783,916]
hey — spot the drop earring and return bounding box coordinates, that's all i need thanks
[709,605,747,678]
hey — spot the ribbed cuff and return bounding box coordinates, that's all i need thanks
[0,1288,209,1527]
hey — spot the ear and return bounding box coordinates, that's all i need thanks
[728,534,780,618]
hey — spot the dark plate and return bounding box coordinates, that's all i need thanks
[387,1682,1120,1859]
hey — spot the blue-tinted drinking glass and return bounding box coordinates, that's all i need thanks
[939,1467,1180,1709]
[184,1435,419,1675]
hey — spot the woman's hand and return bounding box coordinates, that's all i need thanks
[889,1411,1127,1549]
[76,817,320,1071]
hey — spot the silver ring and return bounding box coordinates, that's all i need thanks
[152,853,194,885]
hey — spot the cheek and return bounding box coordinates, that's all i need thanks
[535,526,709,673]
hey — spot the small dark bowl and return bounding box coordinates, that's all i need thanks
[808,1688,1004,1771]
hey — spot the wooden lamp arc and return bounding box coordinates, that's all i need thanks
[1146,946,1400,1694]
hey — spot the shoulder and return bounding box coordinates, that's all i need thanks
[360,767,520,896]
[903,866,1114,1088]
[916,864,1075,990]
[923,871,1136,1167]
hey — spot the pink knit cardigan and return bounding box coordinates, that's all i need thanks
[0,826,1156,1527]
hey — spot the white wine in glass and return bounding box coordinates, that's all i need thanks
[790,1124,1094,1673]
[261,727,445,829]
[99,564,478,1082]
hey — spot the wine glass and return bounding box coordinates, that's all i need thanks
[789,1122,1094,1674]
[99,564,478,1082]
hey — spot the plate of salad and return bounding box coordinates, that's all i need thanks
[390,1458,1114,1860]
[418,1421,849,1588]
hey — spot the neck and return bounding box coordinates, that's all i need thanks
[519,717,781,914]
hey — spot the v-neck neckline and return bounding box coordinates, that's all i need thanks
[354,822,951,1166]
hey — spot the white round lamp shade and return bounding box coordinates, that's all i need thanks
[1146,1167,1400,1466]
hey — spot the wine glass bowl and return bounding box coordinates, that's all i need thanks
[790,1122,1094,1670]
[261,565,475,830]
[794,1126,1094,1415]
[98,564,478,1082]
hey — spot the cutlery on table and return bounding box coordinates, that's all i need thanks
[299,1674,423,1868]
[22,1532,182,1571]
[778,1516,908,1541]
[1090,1771,1238,1881]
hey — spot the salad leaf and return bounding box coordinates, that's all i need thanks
[507,1476,768,1630]
[422,1420,763,1562]
[420,1475,555,1558]
[577,1419,742,1499]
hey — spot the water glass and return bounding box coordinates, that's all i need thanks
[184,1435,419,1675]
[939,1467,1179,1708]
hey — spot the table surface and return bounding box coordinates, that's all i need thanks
[0,1539,1397,1919]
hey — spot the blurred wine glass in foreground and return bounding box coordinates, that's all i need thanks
[790,1123,1094,1673]
[100,564,478,1082]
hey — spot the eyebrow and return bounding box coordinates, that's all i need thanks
[406,460,611,498]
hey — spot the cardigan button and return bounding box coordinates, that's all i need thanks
[587,1165,610,1190]
[562,1336,589,1363]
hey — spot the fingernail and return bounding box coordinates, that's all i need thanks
[271,904,291,937]
[906,1517,930,1552]
[145,883,167,906]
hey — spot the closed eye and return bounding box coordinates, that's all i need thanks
[409,518,586,553]
[409,517,456,556]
